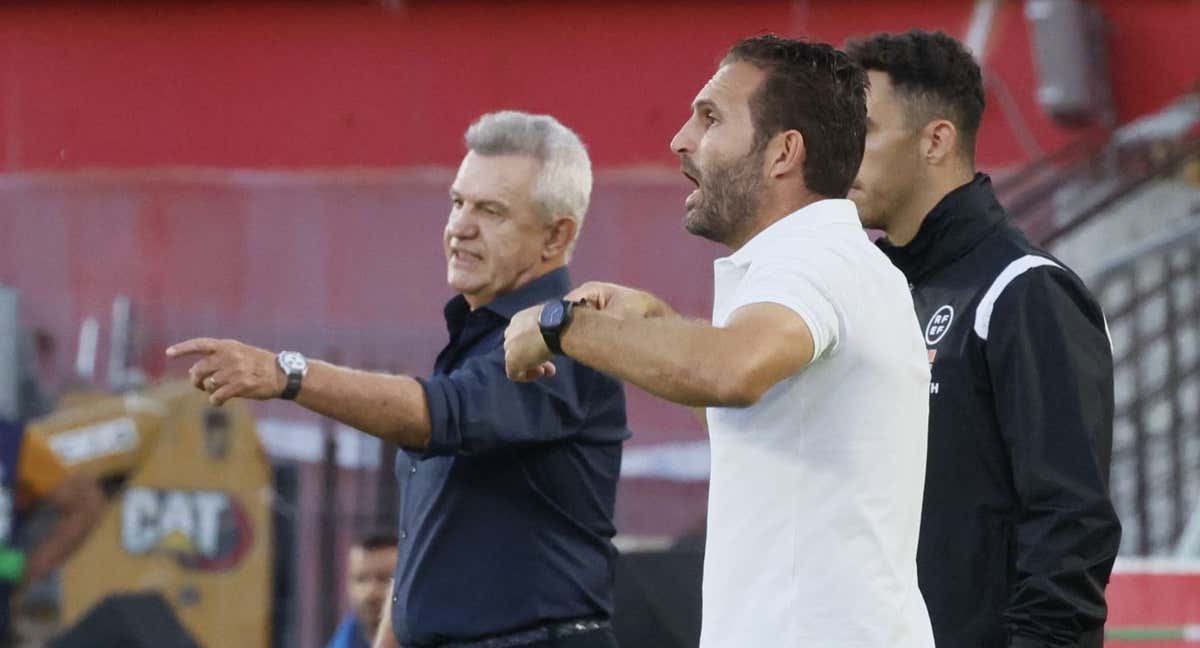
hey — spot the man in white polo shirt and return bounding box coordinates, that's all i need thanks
[502,35,933,647]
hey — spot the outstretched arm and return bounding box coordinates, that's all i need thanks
[166,339,432,449]
[504,282,817,408]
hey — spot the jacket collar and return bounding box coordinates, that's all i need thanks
[877,173,1007,284]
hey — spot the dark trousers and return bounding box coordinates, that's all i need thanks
[410,627,620,648]
[523,629,619,648]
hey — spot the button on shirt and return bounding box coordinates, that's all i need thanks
[702,199,934,648]
[390,267,630,646]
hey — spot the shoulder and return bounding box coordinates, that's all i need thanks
[747,235,859,289]
[974,253,1101,341]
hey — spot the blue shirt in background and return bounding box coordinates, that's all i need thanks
[325,614,371,648]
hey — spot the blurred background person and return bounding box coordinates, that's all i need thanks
[1,420,104,646]
[325,530,396,648]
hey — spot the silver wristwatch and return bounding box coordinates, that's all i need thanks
[277,351,308,400]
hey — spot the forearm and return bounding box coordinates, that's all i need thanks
[24,524,85,583]
[640,292,680,319]
[1006,492,1120,640]
[1003,398,1120,638]
[561,308,752,407]
[294,361,431,449]
[25,476,104,583]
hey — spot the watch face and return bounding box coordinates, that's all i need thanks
[539,301,565,328]
[279,352,307,374]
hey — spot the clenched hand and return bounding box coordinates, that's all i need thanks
[503,306,557,383]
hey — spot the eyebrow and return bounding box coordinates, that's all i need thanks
[476,199,508,212]
[692,98,718,114]
[449,189,509,212]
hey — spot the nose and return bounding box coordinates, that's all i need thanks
[670,118,697,158]
[445,206,479,241]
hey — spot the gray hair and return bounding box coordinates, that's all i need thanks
[464,111,592,257]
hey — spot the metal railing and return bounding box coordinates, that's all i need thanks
[1091,215,1200,555]
[1003,136,1199,247]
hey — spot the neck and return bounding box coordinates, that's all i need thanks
[463,258,566,311]
[728,188,824,251]
[885,166,975,247]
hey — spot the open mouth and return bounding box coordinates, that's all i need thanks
[681,166,701,209]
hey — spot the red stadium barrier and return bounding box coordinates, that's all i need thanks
[1107,561,1200,647]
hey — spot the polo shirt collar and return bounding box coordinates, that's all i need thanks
[483,266,572,319]
[726,198,859,265]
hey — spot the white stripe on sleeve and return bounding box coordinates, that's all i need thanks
[973,255,1063,340]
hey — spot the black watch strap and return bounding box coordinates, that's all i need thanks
[541,299,580,356]
[281,372,303,400]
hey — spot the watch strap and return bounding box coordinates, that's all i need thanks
[280,371,303,400]
[541,299,580,356]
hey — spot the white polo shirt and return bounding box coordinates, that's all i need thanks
[702,199,934,648]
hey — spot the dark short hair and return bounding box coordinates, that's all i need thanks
[722,35,868,198]
[354,528,399,552]
[846,30,985,162]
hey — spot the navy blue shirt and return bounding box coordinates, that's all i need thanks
[390,268,630,646]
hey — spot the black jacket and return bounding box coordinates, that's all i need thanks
[879,174,1122,648]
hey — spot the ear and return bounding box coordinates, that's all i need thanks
[922,119,959,165]
[542,216,578,260]
[766,130,805,179]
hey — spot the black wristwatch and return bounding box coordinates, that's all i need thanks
[277,351,309,400]
[538,299,582,355]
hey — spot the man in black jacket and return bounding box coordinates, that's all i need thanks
[846,30,1122,648]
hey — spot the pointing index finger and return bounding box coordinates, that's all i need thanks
[165,338,221,359]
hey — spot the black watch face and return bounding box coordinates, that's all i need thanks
[539,301,565,328]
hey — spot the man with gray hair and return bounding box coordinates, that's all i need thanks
[167,110,629,648]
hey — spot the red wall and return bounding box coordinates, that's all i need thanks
[0,1,797,171]
[2,1,1195,173]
